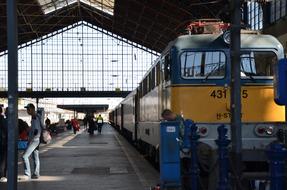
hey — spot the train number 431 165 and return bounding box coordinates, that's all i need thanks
[210,90,248,99]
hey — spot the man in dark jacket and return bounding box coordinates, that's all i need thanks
[0,106,7,182]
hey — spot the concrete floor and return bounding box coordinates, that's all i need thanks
[0,124,159,190]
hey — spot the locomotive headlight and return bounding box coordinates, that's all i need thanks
[255,126,266,136]
[222,30,231,44]
[198,126,208,137]
[266,126,274,135]
[255,125,275,136]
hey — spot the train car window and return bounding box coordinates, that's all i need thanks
[156,63,160,86]
[143,77,148,95]
[240,51,276,79]
[181,51,226,79]
[151,68,156,89]
[164,55,171,81]
[147,76,150,93]
[147,73,152,92]
[139,83,143,98]
[161,60,165,82]
[142,79,146,96]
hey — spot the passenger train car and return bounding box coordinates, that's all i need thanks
[109,20,286,180]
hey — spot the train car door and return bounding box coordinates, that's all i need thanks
[134,91,137,141]
[121,105,124,131]
[135,88,140,141]
[161,54,171,111]
[156,63,161,120]
[115,108,118,128]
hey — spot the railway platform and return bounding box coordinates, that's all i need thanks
[0,124,159,190]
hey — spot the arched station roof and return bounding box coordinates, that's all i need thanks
[0,0,231,53]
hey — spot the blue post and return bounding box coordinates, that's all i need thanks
[160,121,181,189]
[266,143,287,190]
[182,120,192,150]
[216,125,231,190]
[184,119,200,190]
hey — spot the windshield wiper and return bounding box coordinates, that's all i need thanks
[241,70,255,81]
[240,56,256,81]
[240,61,256,81]
[203,64,220,81]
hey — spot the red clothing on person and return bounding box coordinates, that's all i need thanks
[19,131,28,140]
[71,119,80,131]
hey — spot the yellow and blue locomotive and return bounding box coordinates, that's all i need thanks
[109,20,286,182]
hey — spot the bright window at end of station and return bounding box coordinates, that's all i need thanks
[37,0,114,15]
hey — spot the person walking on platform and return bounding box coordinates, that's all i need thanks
[65,120,72,130]
[45,117,51,129]
[0,107,7,182]
[22,103,43,180]
[88,115,96,135]
[83,115,88,132]
[71,118,80,134]
[96,114,104,134]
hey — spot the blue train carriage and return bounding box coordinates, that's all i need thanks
[136,20,286,174]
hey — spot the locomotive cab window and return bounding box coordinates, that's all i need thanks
[240,51,276,79]
[181,51,226,79]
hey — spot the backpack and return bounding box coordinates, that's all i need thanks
[37,114,52,144]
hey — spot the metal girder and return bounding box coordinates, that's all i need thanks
[57,104,109,113]
[34,5,79,32]
[130,0,147,40]
[17,7,39,38]
[82,11,166,52]
[142,0,165,44]
[264,16,287,37]
[80,3,174,50]
[128,0,185,23]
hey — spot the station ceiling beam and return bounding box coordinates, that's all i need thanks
[57,104,109,113]
[0,91,130,98]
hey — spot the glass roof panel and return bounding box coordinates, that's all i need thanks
[81,0,114,15]
[37,0,77,14]
[37,0,114,15]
